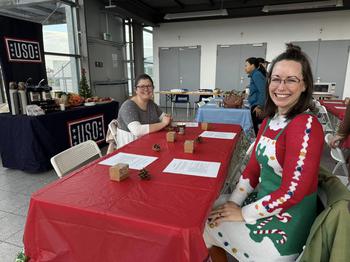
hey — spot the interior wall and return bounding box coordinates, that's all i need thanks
[153,10,350,101]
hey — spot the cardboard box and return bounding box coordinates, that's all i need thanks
[166,131,176,142]
[201,122,209,130]
[184,140,194,153]
[109,163,129,182]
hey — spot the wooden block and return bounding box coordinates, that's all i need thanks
[184,140,194,154]
[166,131,176,142]
[201,122,209,130]
[109,163,129,182]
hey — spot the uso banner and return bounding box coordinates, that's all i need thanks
[68,114,106,146]
[0,15,46,105]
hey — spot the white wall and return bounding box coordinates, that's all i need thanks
[153,10,350,101]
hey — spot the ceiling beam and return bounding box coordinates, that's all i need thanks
[174,0,185,9]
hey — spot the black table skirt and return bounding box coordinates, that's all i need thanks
[0,101,118,173]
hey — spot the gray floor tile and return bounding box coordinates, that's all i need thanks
[0,241,22,262]
[0,194,30,214]
[5,229,24,248]
[0,213,26,241]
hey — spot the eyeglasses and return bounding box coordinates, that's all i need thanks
[269,76,302,87]
[136,85,153,90]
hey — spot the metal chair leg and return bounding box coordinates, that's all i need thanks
[171,102,175,116]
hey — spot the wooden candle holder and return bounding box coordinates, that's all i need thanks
[109,163,129,182]
[201,122,209,131]
[184,140,195,154]
[166,131,176,142]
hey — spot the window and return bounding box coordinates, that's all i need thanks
[143,27,153,78]
[43,2,79,93]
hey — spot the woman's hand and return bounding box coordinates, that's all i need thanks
[208,201,244,227]
[329,134,344,148]
[162,114,172,127]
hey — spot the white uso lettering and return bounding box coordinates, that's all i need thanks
[14,43,21,58]
[84,123,92,140]
[92,121,99,140]
[28,44,35,59]
[21,44,28,58]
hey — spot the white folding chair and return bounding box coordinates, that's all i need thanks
[50,140,102,178]
[106,119,118,154]
[222,140,255,193]
[317,105,334,134]
[324,133,349,180]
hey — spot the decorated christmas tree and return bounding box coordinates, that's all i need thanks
[79,68,92,98]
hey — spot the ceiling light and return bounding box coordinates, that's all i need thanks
[262,0,343,13]
[164,9,228,20]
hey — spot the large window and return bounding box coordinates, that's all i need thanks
[143,26,153,78]
[43,2,79,93]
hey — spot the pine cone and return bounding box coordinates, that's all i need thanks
[138,168,151,180]
[195,136,203,143]
[152,144,161,152]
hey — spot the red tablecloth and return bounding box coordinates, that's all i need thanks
[319,99,346,120]
[319,100,350,149]
[23,124,242,262]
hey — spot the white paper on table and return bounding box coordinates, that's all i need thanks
[99,152,158,170]
[173,122,199,127]
[323,101,343,104]
[163,158,221,178]
[335,106,346,109]
[199,131,236,140]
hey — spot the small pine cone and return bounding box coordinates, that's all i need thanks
[195,136,203,143]
[138,168,151,180]
[152,144,161,152]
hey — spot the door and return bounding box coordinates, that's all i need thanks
[216,43,267,92]
[159,46,201,108]
[294,40,350,98]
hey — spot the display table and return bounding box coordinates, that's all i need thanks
[0,101,118,172]
[23,123,242,262]
[195,103,253,135]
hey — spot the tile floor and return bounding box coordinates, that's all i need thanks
[0,107,347,261]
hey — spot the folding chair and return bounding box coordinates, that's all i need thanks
[50,140,102,178]
[171,89,190,119]
[317,105,334,134]
[324,133,349,181]
[106,119,118,154]
[222,140,255,193]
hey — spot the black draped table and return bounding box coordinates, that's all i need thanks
[0,101,118,173]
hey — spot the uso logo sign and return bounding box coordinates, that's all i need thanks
[5,37,42,63]
[68,114,105,146]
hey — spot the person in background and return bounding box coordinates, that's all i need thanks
[257,57,270,77]
[329,97,350,176]
[203,44,324,262]
[245,57,266,136]
[116,74,171,149]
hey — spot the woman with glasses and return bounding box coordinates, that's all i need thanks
[203,44,323,261]
[116,74,171,149]
[245,57,266,136]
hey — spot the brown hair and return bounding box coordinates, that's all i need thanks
[265,43,315,119]
[135,74,154,89]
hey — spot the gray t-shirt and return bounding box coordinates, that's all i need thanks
[117,99,163,132]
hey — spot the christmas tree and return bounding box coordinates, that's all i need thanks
[79,68,92,98]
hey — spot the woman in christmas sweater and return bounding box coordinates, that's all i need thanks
[203,44,324,262]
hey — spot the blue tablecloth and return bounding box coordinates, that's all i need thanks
[0,101,118,173]
[195,103,253,134]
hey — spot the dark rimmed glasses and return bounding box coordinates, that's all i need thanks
[269,76,303,87]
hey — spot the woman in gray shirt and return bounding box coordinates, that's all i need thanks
[116,74,171,148]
